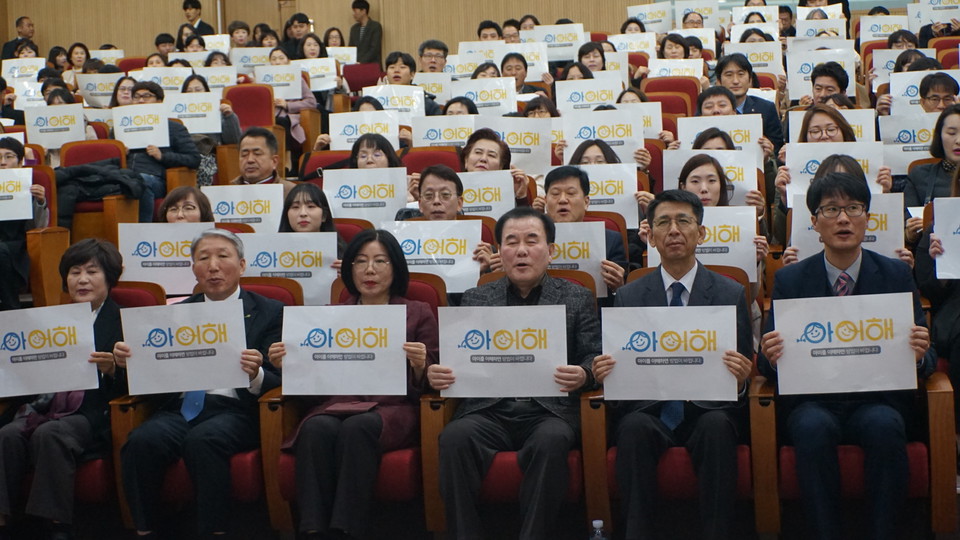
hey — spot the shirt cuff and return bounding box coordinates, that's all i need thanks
[247,366,264,395]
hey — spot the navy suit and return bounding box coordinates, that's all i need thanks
[758,249,934,540]
[611,263,753,540]
[741,95,784,155]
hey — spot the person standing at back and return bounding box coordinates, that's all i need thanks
[1,17,34,60]
[182,0,214,36]
[348,0,382,67]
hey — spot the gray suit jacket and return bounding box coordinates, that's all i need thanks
[453,274,602,430]
[613,263,754,413]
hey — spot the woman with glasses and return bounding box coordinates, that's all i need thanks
[155,186,214,223]
[267,229,438,540]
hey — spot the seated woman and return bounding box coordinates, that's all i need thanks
[174,23,197,52]
[442,96,478,115]
[323,27,346,48]
[108,76,137,108]
[267,229,438,540]
[297,32,349,128]
[46,46,69,73]
[0,137,47,310]
[144,53,166,68]
[471,62,500,79]
[13,40,39,59]
[656,34,711,89]
[312,96,394,151]
[155,186,214,223]
[522,96,559,118]
[0,239,125,538]
[347,133,420,204]
[181,74,242,186]
[44,88,97,168]
[460,128,530,205]
[267,47,317,172]
[61,42,89,88]
[382,51,442,116]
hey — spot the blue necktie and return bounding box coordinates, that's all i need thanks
[181,390,205,421]
[661,281,686,430]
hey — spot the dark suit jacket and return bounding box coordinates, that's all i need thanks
[75,297,126,449]
[453,274,602,430]
[349,19,383,66]
[193,19,215,36]
[741,95,784,155]
[1,38,22,60]
[613,263,754,414]
[758,249,935,415]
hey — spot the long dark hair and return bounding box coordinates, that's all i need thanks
[340,229,409,298]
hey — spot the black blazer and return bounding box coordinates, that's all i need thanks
[78,297,126,448]
[193,19,215,36]
[1,38,22,60]
[742,95,784,154]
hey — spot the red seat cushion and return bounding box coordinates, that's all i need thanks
[75,458,114,503]
[607,445,753,499]
[241,284,297,307]
[779,443,929,499]
[111,288,160,308]
[161,450,263,503]
[278,448,422,502]
[479,450,582,503]
[401,150,462,175]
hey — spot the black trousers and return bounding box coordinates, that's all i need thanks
[293,412,383,537]
[438,400,576,540]
[0,241,23,311]
[0,414,92,524]
[614,407,739,540]
[120,400,258,534]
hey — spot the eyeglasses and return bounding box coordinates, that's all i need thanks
[358,151,384,161]
[923,95,957,105]
[354,257,391,270]
[815,203,866,218]
[652,215,697,229]
[167,204,198,214]
[133,92,157,100]
[421,190,456,202]
[806,125,839,138]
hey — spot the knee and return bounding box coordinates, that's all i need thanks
[787,405,839,449]
[182,430,218,462]
[526,424,575,459]
[340,414,380,442]
[439,419,475,455]
[694,410,737,442]
[616,411,662,447]
[29,421,67,448]
[299,414,342,444]
[857,407,906,449]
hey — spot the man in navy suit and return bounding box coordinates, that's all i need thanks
[715,53,784,155]
[1,17,34,60]
[182,0,215,36]
[759,172,934,540]
[593,190,754,540]
[114,229,282,538]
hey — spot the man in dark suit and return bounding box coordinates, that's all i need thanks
[427,207,601,540]
[759,172,934,540]
[182,0,214,36]
[715,53,785,155]
[348,0,383,67]
[1,17,34,60]
[114,229,283,537]
[592,190,754,540]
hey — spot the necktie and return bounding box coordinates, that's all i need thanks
[181,390,206,422]
[661,281,686,430]
[833,272,853,297]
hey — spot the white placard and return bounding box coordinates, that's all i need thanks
[723,42,784,76]
[550,221,608,297]
[165,92,221,134]
[788,108,876,143]
[112,103,169,150]
[670,28,716,55]
[731,6,779,24]
[673,0,721,29]
[578,164,641,227]
[281,305,408,395]
[414,72,451,105]
[445,53,482,80]
[0,303,99,397]
[323,168,408,224]
[202,184,283,233]
[662,148,760,207]
[627,2,674,33]
[438,305,568,397]
[327,47,357,66]
[83,107,113,130]
[889,70,960,113]
[77,73,121,109]
[562,109,643,166]
[457,40,501,61]
[747,88,777,103]
[254,65,302,100]
[449,77,517,116]
[11,79,44,110]
[26,104,87,149]
[481,116,552,177]
[554,79,621,114]
[920,2,960,25]
[89,49,124,66]
[775,293,917,395]
[796,18,847,40]
[908,206,925,219]
[602,305,737,401]
[647,58,704,79]
[363,84,426,124]
[860,16,908,41]
[934,198,960,279]
[458,170,516,218]
[411,114,474,147]
[2,57,45,81]
[292,58,338,92]
[204,34,231,54]
[879,113,938,146]
[647,206,758,282]
[785,142,884,206]
[727,22,780,44]
[167,52,209,68]
[121,301,249,394]
[243,232,339,306]
[119,222,209,295]
[381,220,481,293]
[229,47,272,75]
[607,33,658,56]
[789,193,904,261]
[616,102,663,140]
[194,66,238,92]
[797,4,845,21]
[908,3,925,33]
[0,168,33,222]
[520,24,586,62]
[787,38,854,53]
[491,42,550,82]
[328,110,399,151]
[134,67,193,94]
[786,49,857,99]
[871,48,935,92]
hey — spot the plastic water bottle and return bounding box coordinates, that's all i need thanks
[588,519,608,540]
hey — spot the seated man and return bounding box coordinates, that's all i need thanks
[798,61,848,108]
[383,51,441,115]
[0,136,47,310]
[113,229,282,537]
[477,20,503,41]
[229,126,296,197]
[592,190,753,540]
[879,71,958,116]
[154,33,175,56]
[417,39,448,73]
[427,207,601,540]
[715,53,785,154]
[126,81,201,222]
[759,172,934,540]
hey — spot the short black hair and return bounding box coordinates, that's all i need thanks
[868,6,890,15]
[691,127,735,150]
[349,134,402,168]
[46,87,75,105]
[0,137,25,162]
[920,72,959,98]
[36,67,59,82]
[419,164,463,196]
[806,172,871,215]
[477,20,503,38]
[779,5,793,16]
[240,126,279,155]
[887,29,918,49]
[811,61,848,93]
[59,238,124,293]
[647,189,705,225]
[155,33,175,46]
[568,139,620,165]
[621,17,646,33]
[906,57,943,72]
[659,34,689,59]
[544,165,590,195]
[340,229,409,297]
[131,80,164,101]
[41,78,68,96]
[385,51,416,72]
[99,65,121,74]
[503,19,521,31]
[184,34,206,50]
[500,52,527,72]
[14,17,29,28]
[696,86,737,115]
[288,12,309,25]
[418,39,448,57]
[183,0,201,10]
[228,20,251,35]
[495,207,556,245]
[442,96,478,115]
[182,73,210,92]
[352,0,370,12]
[684,36,704,51]
[716,53,754,77]
[353,95,384,111]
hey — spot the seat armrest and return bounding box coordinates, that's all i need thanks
[110,394,156,529]
[259,386,296,531]
[165,167,197,192]
[924,372,958,532]
[27,227,70,307]
[580,390,611,533]
[421,393,458,533]
[749,376,780,534]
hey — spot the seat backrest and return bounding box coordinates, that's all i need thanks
[118,57,147,73]
[939,49,960,70]
[224,84,276,130]
[626,267,657,283]
[401,147,462,175]
[215,222,255,234]
[644,138,666,192]
[111,281,167,307]
[585,211,630,263]
[477,269,598,299]
[457,214,497,248]
[30,165,57,226]
[333,218,374,244]
[909,157,940,174]
[645,92,692,117]
[590,32,608,42]
[343,63,382,91]
[239,277,303,306]
[61,139,127,168]
[88,121,110,139]
[704,264,753,304]
[930,36,960,54]
[627,52,649,69]
[407,272,448,320]
[300,150,353,183]
[755,72,777,90]
[641,76,700,106]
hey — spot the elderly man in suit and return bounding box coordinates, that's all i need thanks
[759,172,934,540]
[113,229,283,538]
[427,207,601,540]
[592,189,754,540]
